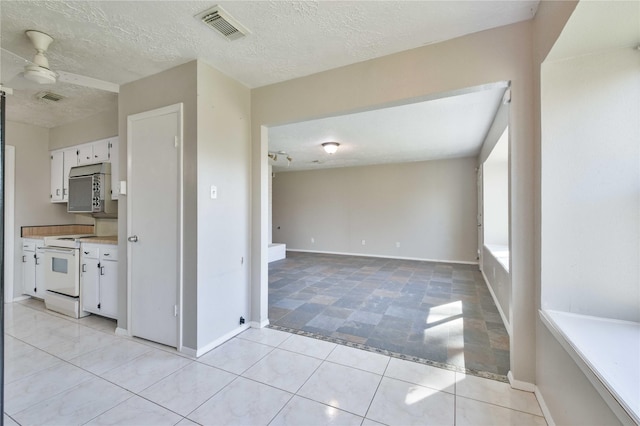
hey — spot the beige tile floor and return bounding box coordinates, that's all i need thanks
[3,299,547,425]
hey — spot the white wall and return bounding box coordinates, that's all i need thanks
[541,46,639,322]
[5,121,72,299]
[482,248,511,332]
[272,158,478,263]
[196,61,251,349]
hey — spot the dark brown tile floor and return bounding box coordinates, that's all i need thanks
[268,252,510,376]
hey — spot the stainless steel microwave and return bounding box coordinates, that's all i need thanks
[67,162,115,217]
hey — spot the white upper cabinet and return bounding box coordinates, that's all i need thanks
[50,150,64,202]
[50,136,119,203]
[77,138,111,165]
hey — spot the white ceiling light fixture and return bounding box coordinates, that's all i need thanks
[322,142,340,154]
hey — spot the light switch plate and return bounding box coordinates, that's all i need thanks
[119,181,127,195]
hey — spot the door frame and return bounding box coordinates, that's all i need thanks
[126,103,184,351]
[4,145,14,303]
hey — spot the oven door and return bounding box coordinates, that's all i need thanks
[43,248,80,297]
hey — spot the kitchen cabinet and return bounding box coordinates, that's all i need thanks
[22,239,45,298]
[50,136,119,203]
[50,147,78,203]
[50,151,64,202]
[81,243,118,319]
[77,138,111,165]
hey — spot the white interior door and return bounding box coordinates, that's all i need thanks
[127,104,182,348]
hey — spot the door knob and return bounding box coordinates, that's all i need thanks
[127,235,138,243]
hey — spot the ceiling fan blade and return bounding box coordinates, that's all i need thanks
[57,70,119,93]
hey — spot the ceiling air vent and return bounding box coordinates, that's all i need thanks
[36,91,64,102]
[195,5,250,41]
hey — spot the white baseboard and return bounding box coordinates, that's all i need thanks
[180,346,197,357]
[250,319,269,328]
[115,327,129,337]
[287,249,478,266]
[535,386,556,426]
[481,269,512,336]
[508,371,535,392]
[11,295,30,302]
[195,324,250,357]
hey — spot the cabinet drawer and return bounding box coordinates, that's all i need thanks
[81,245,99,259]
[22,240,36,251]
[100,246,118,261]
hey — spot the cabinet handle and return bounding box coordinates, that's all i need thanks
[82,264,86,273]
[35,257,40,265]
[22,255,26,262]
[104,253,110,257]
[34,287,37,293]
[84,251,89,255]
[63,188,67,196]
[100,266,105,276]
[56,189,60,196]
[97,303,101,309]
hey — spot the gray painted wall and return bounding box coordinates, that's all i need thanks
[252,19,537,384]
[49,108,118,150]
[272,158,478,263]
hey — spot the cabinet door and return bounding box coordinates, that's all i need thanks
[81,257,100,314]
[93,140,110,163]
[77,144,94,165]
[62,148,78,201]
[50,150,64,202]
[99,260,118,319]
[34,248,45,298]
[109,138,119,200]
[22,251,36,297]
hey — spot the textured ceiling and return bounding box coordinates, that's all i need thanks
[269,83,508,172]
[1,0,538,128]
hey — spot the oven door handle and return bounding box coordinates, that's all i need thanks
[43,248,77,256]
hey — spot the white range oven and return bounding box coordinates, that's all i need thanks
[42,235,92,318]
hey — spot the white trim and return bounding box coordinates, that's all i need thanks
[4,146,15,303]
[508,371,535,392]
[480,269,512,336]
[127,103,184,350]
[180,346,197,358]
[12,295,30,302]
[195,324,250,357]
[115,327,129,337]
[250,319,269,329]
[535,386,556,426]
[286,249,478,266]
[539,310,637,425]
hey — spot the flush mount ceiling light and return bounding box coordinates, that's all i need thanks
[322,142,340,154]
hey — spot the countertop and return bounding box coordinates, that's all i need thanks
[77,236,118,245]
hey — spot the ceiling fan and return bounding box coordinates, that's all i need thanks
[1,30,119,94]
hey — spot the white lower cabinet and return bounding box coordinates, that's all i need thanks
[22,239,45,298]
[81,244,118,319]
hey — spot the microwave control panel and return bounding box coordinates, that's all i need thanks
[92,175,103,211]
